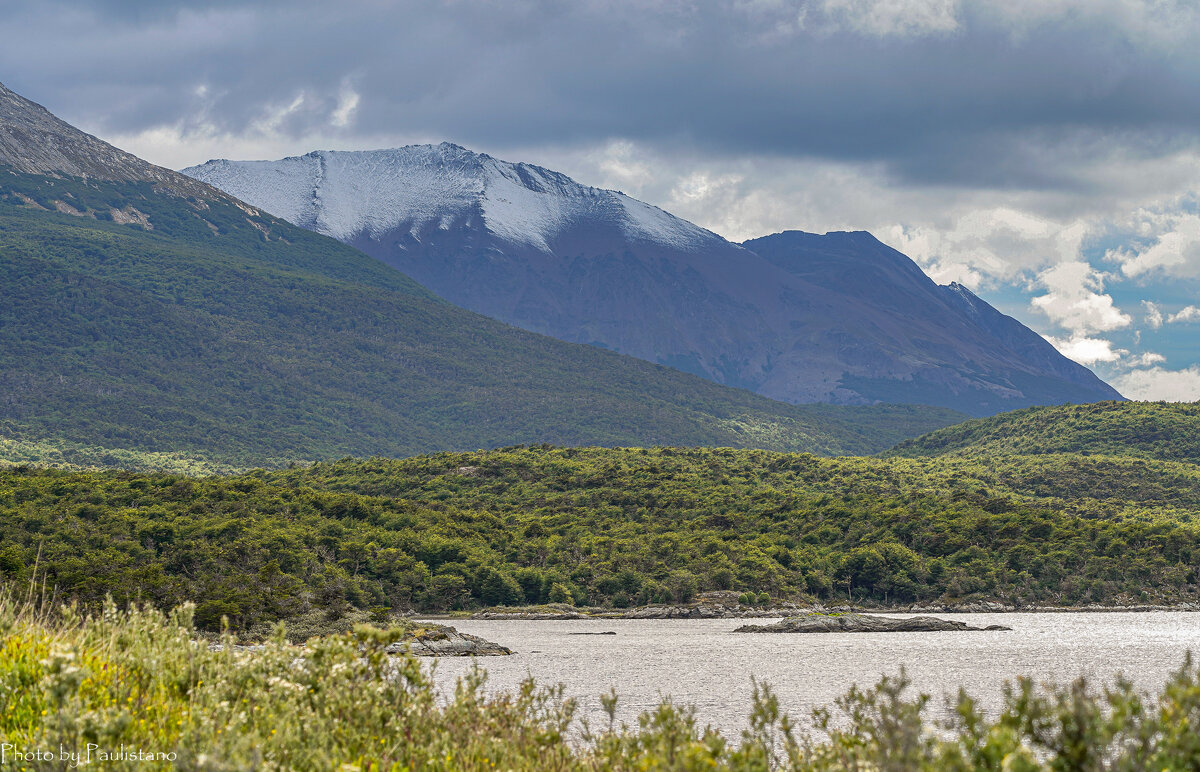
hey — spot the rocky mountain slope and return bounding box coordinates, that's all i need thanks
[186,145,1122,416]
[0,82,213,198]
[0,81,962,463]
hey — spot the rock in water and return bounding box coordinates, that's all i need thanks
[733,612,1011,633]
[386,626,513,656]
[567,631,617,635]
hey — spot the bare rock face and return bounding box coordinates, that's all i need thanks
[0,81,221,200]
[734,612,1011,633]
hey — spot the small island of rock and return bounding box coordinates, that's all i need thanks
[733,612,1011,634]
[386,624,514,656]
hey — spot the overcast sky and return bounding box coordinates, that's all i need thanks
[5,0,1200,400]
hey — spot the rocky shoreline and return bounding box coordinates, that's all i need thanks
[209,622,513,657]
[457,599,1200,621]
[734,612,1012,634]
[906,602,1200,614]
[470,605,794,620]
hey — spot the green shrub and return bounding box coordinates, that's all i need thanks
[7,595,1200,770]
[549,582,574,605]
[6,439,1200,626]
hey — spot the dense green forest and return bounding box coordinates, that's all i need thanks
[3,398,1199,632]
[0,168,963,464]
[887,400,1200,464]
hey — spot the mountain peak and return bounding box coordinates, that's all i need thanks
[4,81,940,459]
[742,228,934,293]
[185,144,727,253]
[825,229,880,240]
[0,81,215,199]
[187,141,1123,415]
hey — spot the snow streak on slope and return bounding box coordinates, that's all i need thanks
[186,143,720,253]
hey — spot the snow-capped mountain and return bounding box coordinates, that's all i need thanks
[188,144,724,252]
[185,145,1123,415]
[9,79,958,459]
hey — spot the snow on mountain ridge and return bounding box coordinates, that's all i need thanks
[184,143,721,253]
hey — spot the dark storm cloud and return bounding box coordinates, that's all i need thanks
[5,0,1200,188]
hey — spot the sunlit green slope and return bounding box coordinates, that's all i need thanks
[886,401,1200,464]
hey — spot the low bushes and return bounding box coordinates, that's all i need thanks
[4,594,1200,770]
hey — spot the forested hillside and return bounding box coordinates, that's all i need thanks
[0,170,963,463]
[886,401,1200,464]
[4,433,1199,631]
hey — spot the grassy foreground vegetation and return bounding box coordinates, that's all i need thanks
[5,596,1200,770]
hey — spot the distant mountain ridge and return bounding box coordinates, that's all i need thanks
[0,80,964,463]
[186,145,1123,416]
[190,144,724,251]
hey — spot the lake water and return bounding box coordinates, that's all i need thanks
[419,613,1200,738]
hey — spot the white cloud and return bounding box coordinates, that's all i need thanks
[253,93,307,135]
[1111,212,1200,278]
[588,141,654,197]
[330,87,359,128]
[888,209,1091,290]
[1043,334,1127,365]
[1111,366,1200,402]
[1030,261,1131,335]
[1143,300,1164,329]
[1128,351,1167,366]
[743,0,1200,45]
[670,171,745,206]
[539,143,1127,289]
[820,0,960,37]
[535,142,1200,280]
[1168,305,1200,323]
[975,0,1200,49]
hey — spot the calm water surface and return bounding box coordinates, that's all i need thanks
[420,613,1200,737]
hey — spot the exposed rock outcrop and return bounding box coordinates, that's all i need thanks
[567,631,617,635]
[0,80,220,200]
[209,624,512,656]
[386,626,513,656]
[734,612,1011,633]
